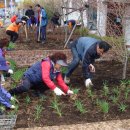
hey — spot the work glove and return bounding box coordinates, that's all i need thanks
[54,87,65,96]
[85,78,93,87]
[8,69,13,74]
[10,105,15,109]
[22,20,26,25]
[10,97,19,103]
[67,90,74,95]
[89,64,95,72]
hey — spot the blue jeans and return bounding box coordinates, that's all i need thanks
[37,26,46,41]
[66,47,80,77]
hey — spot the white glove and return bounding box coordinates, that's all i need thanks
[85,78,93,87]
[11,97,19,103]
[8,69,13,74]
[40,14,42,17]
[54,87,65,96]
[10,105,15,109]
[22,20,26,24]
[89,64,95,72]
[67,90,74,95]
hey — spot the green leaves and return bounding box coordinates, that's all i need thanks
[118,103,127,112]
[97,100,109,114]
[102,81,109,96]
[50,98,62,117]
[25,95,31,105]
[74,100,87,114]
[11,68,27,82]
[34,104,43,121]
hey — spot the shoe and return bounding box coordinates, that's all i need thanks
[41,41,45,44]
[64,76,70,84]
[37,40,41,43]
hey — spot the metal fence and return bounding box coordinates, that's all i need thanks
[0,115,17,130]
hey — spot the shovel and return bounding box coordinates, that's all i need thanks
[24,24,31,43]
[37,16,42,42]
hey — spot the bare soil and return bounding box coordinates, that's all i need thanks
[1,25,130,129]
[11,61,130,128]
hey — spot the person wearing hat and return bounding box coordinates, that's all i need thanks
[0,56,18,110]
[9,52,73,96]
[6,20,26,50]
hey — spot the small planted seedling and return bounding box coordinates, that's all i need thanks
[70,88,80,100]
[25,95,31,105]
[124,87,130,100]
[102,81,109,96]
[50,98,62,117]
[98,100,109,114]
[39,95,47,102]
[109,95,119,104]
[118,103,127,112]
[11,68,27,83]
[0,105,5,114]
[87,88,94,101]
[112,87,120,97]
[73,88,80,94]
[74,100,87,114]
[34,104,43,121]
[120,79,128,89]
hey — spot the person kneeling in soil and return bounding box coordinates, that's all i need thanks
[0,56,18,112]
[6,20,26,50]
[9,52,74,96]
[64,37,112,87]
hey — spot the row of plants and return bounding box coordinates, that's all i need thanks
[3,59,130,121]
[12,79,130,121]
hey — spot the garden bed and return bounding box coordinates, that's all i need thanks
[3,61,130,129]
[1,24,130,129]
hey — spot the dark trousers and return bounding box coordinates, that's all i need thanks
[6,30,18,43]
[9,76,49,95]
[37,26,46,41]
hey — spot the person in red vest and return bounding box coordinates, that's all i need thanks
[10,14,18,23]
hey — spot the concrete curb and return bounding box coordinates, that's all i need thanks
[16,119,130,130]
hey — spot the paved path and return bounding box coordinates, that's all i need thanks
[17,119,130,130]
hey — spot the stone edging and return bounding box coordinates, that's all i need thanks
[16,119,130,130]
